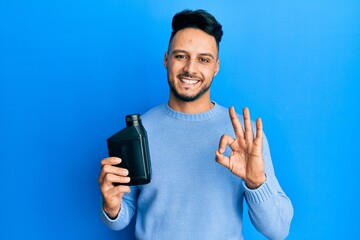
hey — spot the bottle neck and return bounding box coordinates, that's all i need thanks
[126,120,140,126]
[126,114,141,126]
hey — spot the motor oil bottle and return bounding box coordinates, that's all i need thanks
[107,114,151,186]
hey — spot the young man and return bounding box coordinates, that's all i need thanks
[98,9,293,239]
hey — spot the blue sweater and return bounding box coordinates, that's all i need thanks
[100,103,293,240]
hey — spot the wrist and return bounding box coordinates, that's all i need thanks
[103,203,120,220]
[245,174,266,189]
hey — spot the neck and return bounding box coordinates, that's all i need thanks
[168,95,214,114]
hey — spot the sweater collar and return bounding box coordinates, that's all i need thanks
[162,102,221,121]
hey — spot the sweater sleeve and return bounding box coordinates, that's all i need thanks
[99,186,139,231]
[243,134,294,240]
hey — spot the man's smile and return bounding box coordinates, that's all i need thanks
[178,74,201,86]
[180,78,200,85]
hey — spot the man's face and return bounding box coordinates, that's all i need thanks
[164,28,220,102]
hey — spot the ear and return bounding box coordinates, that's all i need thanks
[164,52,168,68]
[214,59,220,76]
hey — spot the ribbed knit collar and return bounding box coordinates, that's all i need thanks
[162,102,222,121]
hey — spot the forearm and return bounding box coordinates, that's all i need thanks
[242,133,294,239]
[244,179,293,240]
[99,197,135,231]
[102,201,121,220]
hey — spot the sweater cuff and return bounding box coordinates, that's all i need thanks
[100,198,128,226]
[243,179,275,203]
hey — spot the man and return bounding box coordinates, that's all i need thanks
[98,9,293,239]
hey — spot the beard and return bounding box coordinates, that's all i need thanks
[168,74,213,102]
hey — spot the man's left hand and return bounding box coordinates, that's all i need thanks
[215,107,266,189]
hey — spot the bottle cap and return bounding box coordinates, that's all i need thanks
[126,114,141,126]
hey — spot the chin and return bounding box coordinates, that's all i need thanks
[172,89,209,102]
[168,79,212,102]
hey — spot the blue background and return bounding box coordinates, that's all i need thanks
[1,0,359,239]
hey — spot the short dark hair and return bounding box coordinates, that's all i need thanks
[168,9,223,50]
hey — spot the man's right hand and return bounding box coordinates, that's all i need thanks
[98,157,131,219]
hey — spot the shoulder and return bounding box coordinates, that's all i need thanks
[141,104,167,126]
[213,102,229,115]
[142,104,164,118]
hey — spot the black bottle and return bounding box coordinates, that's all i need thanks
[107,114,151,186]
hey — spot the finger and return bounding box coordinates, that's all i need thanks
[229,106,245,140]
[98,163,129,185]
[98,167,129,186]
[103,184,131,199]
[254,118,263,147]
[113,185,131,194]
[215,150,230,169]
[100,157,121,167]
[101,173,131,188]
[218,134,235,153]
[98,165,125,185]
[104,164,129,176]
[243,107,254,142]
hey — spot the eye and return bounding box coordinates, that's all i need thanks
[198,57,210,63]
[175,55,188,60]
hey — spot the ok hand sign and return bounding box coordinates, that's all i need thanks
[215,107,266,189]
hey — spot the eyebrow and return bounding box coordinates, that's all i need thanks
[171,49,215,60]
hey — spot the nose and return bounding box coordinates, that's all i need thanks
[183,58,197,75]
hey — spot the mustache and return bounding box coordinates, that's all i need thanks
[177,73,200,80]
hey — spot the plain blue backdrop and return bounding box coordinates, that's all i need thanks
[1,0,359,239]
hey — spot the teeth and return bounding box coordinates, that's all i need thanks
[181,78,198,84]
